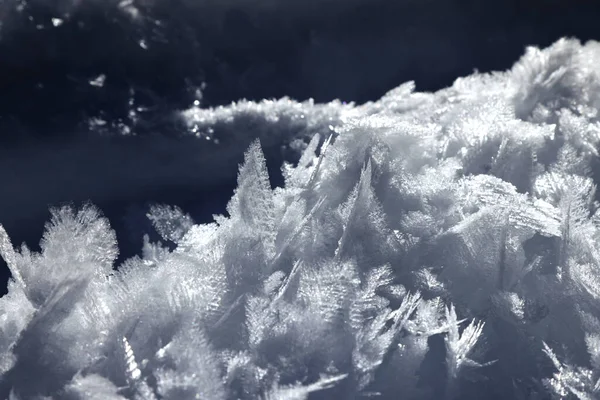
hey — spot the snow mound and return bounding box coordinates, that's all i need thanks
[3,38,600,399]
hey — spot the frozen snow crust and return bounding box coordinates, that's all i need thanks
[3,38,600,399]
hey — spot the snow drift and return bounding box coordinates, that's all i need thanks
[3,38,600,399]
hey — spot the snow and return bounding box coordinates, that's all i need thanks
[2,36,600,399]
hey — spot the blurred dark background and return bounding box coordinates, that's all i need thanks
[1,0,600,293]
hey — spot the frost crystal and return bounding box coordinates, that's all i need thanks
[3,38,600,400]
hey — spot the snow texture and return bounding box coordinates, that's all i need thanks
[3,38,600,400]
[0,97,351,264]
[1,0,599,282]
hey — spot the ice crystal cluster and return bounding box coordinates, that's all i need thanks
[3,38,600,400]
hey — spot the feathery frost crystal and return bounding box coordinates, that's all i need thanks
[3,38,600,399]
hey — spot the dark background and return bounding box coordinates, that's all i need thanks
[1,0,599,293]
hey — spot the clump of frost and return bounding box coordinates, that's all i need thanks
[3,38,600,400]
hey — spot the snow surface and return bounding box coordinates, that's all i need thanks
[1,0,599,282]
[2,37,600,399]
